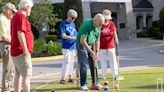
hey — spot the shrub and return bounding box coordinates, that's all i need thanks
[137,7,164,39]
[137,31,149,38]
[33,40,62,55]
[45,35,58,43]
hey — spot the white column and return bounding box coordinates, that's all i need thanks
[143,13,147,28]
[82,1,91,21]
[125,2,137,39]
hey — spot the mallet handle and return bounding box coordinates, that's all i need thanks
[93,43,97,85]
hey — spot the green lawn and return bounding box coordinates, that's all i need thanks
[31,67,164,92]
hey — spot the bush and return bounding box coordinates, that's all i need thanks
[33,40,62,56]
[137,31,149,38]
[45,35,57,43]
[159,7,164,31]
[137,7,164,39]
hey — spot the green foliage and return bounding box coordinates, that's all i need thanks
[64,0,83,29]
[33,40,62,55]
[137,7,164,39]
[159,7,164,33]
[28,0,61,39]
[53,0,83,30]
[137,31,149,38]
[0,0,19,12]
[45,35,57,43]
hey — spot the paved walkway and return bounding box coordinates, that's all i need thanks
[0,38,164,91]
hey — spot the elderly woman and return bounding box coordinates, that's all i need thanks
[59,9,78,84]
[99,9,123,80]
[11,0,34,92]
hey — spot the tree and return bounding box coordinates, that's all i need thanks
[159,7,164,33]
[64,0,83,29]
[28,0,61,39]
[0,0,19,12]
[53,0,83,30]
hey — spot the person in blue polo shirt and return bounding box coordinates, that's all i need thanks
[59,9,78,84]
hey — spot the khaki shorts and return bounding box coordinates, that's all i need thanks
[12,53,32,77]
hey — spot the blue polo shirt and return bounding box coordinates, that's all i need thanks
[60,20,77,49]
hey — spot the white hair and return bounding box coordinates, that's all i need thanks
[94,13,104,21]
[18,0,33,10]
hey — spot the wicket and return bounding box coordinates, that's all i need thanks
[157,78,163,92]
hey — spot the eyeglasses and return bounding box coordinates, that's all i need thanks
[71,17,76,20]
[8,9,15,14]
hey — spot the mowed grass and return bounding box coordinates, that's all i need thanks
[31,67,164,92]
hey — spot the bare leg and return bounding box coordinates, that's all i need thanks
[22,76,31,92]
[14,73,22,92]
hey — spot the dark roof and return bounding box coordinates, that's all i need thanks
[133,0,153,8]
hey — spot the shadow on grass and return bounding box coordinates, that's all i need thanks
[122,72,164,76]
[131,84,164,89]
[31,87,79,92]
[31,89,52,92]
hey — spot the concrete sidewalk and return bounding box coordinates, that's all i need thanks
[1,38,163,63]
[0,38,164,91]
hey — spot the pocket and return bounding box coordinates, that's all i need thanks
[24,54,32,67]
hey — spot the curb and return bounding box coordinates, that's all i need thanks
[32,55,64,62]
[0,55,64,63]
[0,38,163,63]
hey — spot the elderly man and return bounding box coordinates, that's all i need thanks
[60,9,78,84]
[0,3,17,92]
[76,13,104,91]
[11,0,34,92]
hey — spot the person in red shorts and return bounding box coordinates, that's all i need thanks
[99,9,123,80]
[11,0,34,92]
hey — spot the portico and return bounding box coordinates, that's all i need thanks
[82,0,136,39]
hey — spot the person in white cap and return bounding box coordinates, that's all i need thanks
[0,2,17,92]
[11,0,33,92]
[99,9,122,80]
[59,9,78,84]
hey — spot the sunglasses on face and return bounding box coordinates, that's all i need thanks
[71,17,76,20]
[8,9,15,14]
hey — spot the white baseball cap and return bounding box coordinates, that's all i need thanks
[3,2,17,12]
[102,9,112,20]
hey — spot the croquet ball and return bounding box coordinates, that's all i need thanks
[104,81,109,86]
[103,86,109,91]
[114,84,119,89]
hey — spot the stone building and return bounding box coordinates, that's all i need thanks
[82,0,164,39]
[33,0,164,39]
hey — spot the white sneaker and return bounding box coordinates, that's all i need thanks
[103,77,106,80]
[80,85,88,91]
[114,75,124,81]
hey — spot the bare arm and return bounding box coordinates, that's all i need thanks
[114,31,119,45]
[80,36,94,56]
[95,38,100,52]
[62,33,76,40]
[17,31,29,56]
